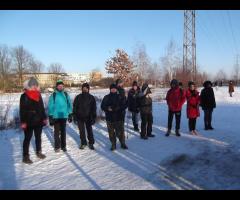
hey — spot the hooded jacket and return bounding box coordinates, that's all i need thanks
[186,89,200,119]
[166,86,186,112]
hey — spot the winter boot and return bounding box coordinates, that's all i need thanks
[165,129,171,137]
[22,155,33,164]
[176,129,181,137]
[147,133,155,137]
[134,125,140,132]
[36,151,46,159]
[89,144,95,150]
[61,148,67,152]
[79,144,87,150]
[193,130,200,136]
[121,143,128,150]
[208,126,214,130]
[110,144,116,151]
[55,148,61,153]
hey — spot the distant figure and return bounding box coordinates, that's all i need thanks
[186,81,200,136]
[200,81,216,130]
[229,81,234,97]
[127,81,141,132]
[20,77,47,164]
[214,81,218,91]
[166,79,186,137]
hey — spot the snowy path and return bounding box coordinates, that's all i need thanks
[1,100,240,190]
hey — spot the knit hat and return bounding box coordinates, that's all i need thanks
[203,80,212,88]
[142,83,151,95]
[56,80,64,87]
[23,77,38,89]
[188,81,195,87]
[82,83,90,90]
[170,79,179,86]
[110,83,117,90]
[132,81,138,87]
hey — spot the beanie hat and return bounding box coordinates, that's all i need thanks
[82,83,90,90]
[110,83,117,90]
[170,79,179,86]
[56,80,64,87]
[28,77,39,88]
[188,81,195,87]
[203,80,212,88]
[132,81,138,87]
[142,83,148,92]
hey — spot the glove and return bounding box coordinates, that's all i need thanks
[68,114,73,123]
[49,116,55,126]
[21,123,27,130]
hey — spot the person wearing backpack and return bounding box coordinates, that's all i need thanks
[73,83,97,150]
[20,77,47,164]
[166,79,186,137]
[48,80,73,152]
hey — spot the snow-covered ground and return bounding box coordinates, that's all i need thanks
[0,86,240,190]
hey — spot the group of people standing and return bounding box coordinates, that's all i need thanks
[19,77,216,164]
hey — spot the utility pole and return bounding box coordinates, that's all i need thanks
[183,10,196,81]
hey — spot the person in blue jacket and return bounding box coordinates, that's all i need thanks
[48,80,73,152]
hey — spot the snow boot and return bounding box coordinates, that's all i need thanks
[208,126,214,130]
[110,144,116,151]
[134,126,140,132]
[148,134,155,137]
[165,129,171,137]
[193,130,200,135]
[176,129,181,137]
[55,148,61,153]
[22,155,33,164]
[79,144,87,150]
[61,148,67,152]
[36,152,46,159]
[89,144,95,150]
[121,143,128,150]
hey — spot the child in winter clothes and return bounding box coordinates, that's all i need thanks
[20,77,47,164]
[186,81,200,135]
[166,79,186,137]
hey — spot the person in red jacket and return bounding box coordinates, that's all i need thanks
[166,79,186,137]
[186,81,200,135]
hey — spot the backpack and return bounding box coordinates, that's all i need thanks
[53,91,70,107]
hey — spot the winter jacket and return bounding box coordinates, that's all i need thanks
[186,89,200,119]
[73,92,96,121]
[117,86,128,120]
[101,92,127,122]
[166,86,186,112]
[200,87,216,110]
[127,87,140,113]
[229,84,234,93]
[48,90,72,119]
[20,92,46,127]
[138,94,152,114]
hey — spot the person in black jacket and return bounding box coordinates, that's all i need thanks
[101,83,128,151]
[200,81,216,130]
[138,83,155,139]
[128,81,140,131]
[73,83,96,150]
[20,77,47,164]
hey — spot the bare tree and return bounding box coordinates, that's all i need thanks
[48,63,65,84]
[132,43,151,83]
[161,39,182,84]
[11,45,32,86]
[29,57,44,74]
[147,62,162,87]
[0,45,12,91]
[105,49,134,84]
[232,63,240,85]
[215,69,227,82]
[90,68,102,83]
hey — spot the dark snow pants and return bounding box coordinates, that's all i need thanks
[140,113,153,137]
[168,110,181,130]
[106,121,125,145]
[54,119,67,150]
[23,125,43,156]
[203,109,213,129]
[188,118,197,131]
[78,119,95,145]
[131,112,139,129]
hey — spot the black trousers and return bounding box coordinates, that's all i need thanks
[78,119,95,145]
[132,112,139,128]
[168,110,181,130]
[23,126,43,157]
[188,118,197,131]
[204,109,213,128]
[106,121,125,145]
[140,113,153,137]
[54,119,67,150]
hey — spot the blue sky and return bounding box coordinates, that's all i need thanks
[1,10,240,77]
